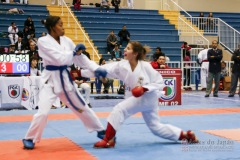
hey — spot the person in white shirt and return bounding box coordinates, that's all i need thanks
[8,22,19,45]
[51,0,62,6]
[30,56,41,76]
[20,0,28,4]
[69,64,92,108]
[99,0,110,12]
[197,46,209,91]
[127,0,134,9]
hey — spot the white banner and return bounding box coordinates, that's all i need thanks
[0,77,24,109]
[0,76,41,110]
[21,77,41,110]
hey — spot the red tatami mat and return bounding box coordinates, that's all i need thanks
[203,129,240,142]
[0,137,97,160]
[0,107,240,123]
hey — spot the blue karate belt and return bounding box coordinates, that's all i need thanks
[45,65,85,112]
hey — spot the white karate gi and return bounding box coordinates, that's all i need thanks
[198,48,209,89]
[52,97,62,108]
[24,34,104,143]
[100,60,182,141]
[8,26,18,45]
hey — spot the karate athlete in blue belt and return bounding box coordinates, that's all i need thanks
[22,16,106,149]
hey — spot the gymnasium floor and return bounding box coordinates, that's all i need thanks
[0,91,239,160]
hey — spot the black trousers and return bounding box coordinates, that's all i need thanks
[184,68,191,86]
[119,37,129,45]
[114,5,119,12]
[107,43,115,52]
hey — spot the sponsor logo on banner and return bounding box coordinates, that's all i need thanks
[22,88,29,101]
[8,84,20,98]
[161,77,176,101]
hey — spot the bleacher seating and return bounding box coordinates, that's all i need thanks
[73,6,182,61]
[187,11,240,31]
[0,3,48,47]
[0,4,183,61]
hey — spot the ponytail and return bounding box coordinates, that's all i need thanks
[129,41,151,60]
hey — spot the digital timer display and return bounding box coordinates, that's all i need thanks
[0,54,30,74]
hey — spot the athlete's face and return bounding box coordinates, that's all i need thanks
[124,43,137,61]
[52,19,65,36]
[101,59,106,65]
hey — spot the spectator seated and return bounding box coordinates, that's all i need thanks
[95,77,114,94]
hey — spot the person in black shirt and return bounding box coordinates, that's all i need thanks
[24,16,35,35]
[152,47,165,61]
[27,42,41,60]
[205,40,222,97]
[111,0,121,12]
[15,36,25,53]
[118,25,130,47]
[228,44,240,97]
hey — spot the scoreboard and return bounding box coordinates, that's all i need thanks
[0,54,30,74]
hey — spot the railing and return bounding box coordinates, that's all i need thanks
[160,0,190,18]
[180,48,200,89]
[186,17,218,35]
[160,0,209,47]
[162,0,240,53]
[166,61,181,68]
[225,61,233,77]
[60,0,100,61]
[218,19,240,52]
[182,17,240,53]
[165,60,208,90]
[181,61,200,89]
[178,16,209,47]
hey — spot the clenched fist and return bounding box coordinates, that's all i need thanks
[131,86,148,97]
